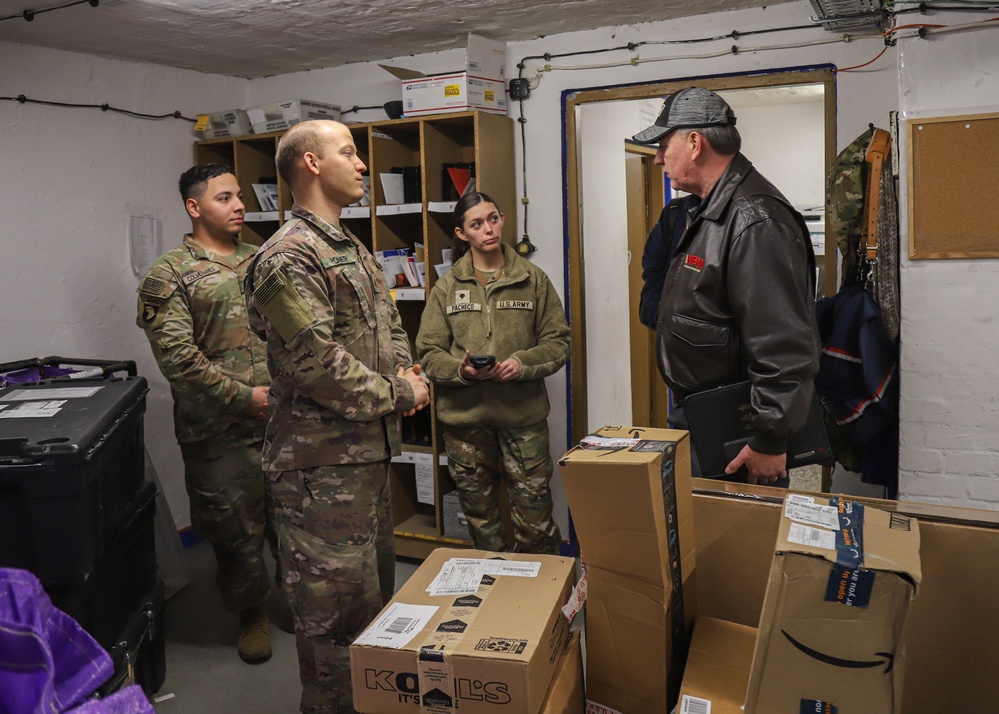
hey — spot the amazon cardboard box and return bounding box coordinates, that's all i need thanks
[350,548,574,714]
[677,617,757,714]
[745,495,921,714]
[539,631,583,714]
[558,426,695,714]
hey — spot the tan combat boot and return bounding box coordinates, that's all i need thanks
[237,604,272,664]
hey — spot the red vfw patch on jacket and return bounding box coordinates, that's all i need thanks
[683,254,705,272]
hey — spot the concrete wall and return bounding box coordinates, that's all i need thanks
[0,42,249,525]
[896,16,999,508]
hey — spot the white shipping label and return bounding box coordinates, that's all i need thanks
[0,400,66,418]
[784,499,840,530]
[586,701,624,714]
[2,386,103,401]
[353,603,438,649]
[426,558,541,597]
[680,695,712,714]
[414,453,434,505]
[787,522,836,551]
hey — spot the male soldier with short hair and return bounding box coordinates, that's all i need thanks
[245,120,430,714]
[137,163,277,663]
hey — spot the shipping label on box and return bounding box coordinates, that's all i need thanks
[558,426,696,714]
[745,496,921,714]
[350,549,575,714]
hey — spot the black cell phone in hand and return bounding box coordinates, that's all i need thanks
[469,355,496,369]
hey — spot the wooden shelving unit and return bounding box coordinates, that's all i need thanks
[194,111,517,557]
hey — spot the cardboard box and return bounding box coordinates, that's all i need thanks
[194,108,252,139]
[400,73,506,117]
[744,495,921,714]
[381,33,507,117]
[691,480,999,714]
[350,548,575,714]
[245,98,341,134]
[677,617,757,714]
[539,631,583,714]
[558,426,696,714]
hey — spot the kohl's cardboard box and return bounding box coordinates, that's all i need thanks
[677,617,757,714]
[350,548,575,714]
[745,495,921,713]
[381,33,507,117]
[558,425,696,714]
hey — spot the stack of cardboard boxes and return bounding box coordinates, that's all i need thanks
[559,425,696,714]
[350,424,930,713]
[560,425,921,714]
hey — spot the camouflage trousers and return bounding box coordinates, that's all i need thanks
[444,423,562,554]
[180,426,277,613]
[269,460,395,714]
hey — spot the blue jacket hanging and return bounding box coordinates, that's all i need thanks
[814,283,897,446]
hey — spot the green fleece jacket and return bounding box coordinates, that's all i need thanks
[416,244,570,429]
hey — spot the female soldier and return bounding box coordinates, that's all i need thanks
[416,192,570,554]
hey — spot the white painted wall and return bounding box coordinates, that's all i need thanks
[579,101,638,430]
[0,41,249,528]
[896,17,999,509]
[5,0,996,535]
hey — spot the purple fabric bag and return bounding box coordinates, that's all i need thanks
[0,568,155,714]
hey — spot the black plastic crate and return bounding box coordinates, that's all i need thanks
[97,580,167,698]
[0,375,148,585]
[48,479,158,651]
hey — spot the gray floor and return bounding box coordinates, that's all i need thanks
[151,542,419,713]
[151,467,820,712]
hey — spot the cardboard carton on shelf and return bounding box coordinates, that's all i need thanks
[380,33,507,117]
[194,108,251,139]
[350,548,575,714]
[245,99,341,134]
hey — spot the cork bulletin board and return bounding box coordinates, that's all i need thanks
[907,112,999,259]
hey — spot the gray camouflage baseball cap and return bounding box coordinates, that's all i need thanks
[632,87,737,144]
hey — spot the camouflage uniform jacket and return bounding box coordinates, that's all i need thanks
[136,234,269,444]
[245,205,417,473]
[416,243,570,429]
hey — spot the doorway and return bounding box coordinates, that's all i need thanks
[565,68,837,443]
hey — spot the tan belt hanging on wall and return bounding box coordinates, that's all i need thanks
[862,128,892,263]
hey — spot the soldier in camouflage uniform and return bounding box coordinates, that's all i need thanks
[245,121,430,714]
[416,192,570,555]
[136,163,277,664]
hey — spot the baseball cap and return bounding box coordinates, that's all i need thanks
[632,87,736,145]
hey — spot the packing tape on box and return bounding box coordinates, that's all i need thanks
[416,565,498,713]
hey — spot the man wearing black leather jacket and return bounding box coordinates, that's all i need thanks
[632,87,820,485]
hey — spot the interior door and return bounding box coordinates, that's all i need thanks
[625,147,670,427]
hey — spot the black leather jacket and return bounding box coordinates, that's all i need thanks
[656,153,820,455]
